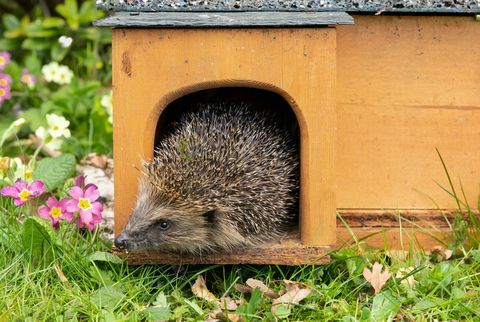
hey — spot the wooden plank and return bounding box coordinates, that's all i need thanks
[337,209,476,228]
[113,231,330,265]
[336,227,454,250]
[335,15,480,210]
[95,11,353,27]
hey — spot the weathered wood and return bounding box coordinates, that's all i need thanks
[112,28,337,247]
[335,15,480,210]
[113,231,330,265]
[113,210,464,266]
[94,11,353,28]
[337,209,479,228]
[336,227,454,250]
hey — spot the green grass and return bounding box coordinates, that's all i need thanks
[0,201,479,321]
[0,154,479,321]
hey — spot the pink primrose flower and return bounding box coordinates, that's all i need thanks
[0,86,11,104]
[20,69,36,88]
[1,179,45,206]
[0,73,12,88]
[0,52,11,70]
[38,196,73,228]
[66,182,103,231]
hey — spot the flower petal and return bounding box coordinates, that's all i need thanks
[84,185,100,202]
[79,210,93,223]
[91,202,103,216]
[1,185,19,197]
[65,199,79,212]
[28,180,45,195]
[46,196,59,208]
[63,212,74,222]
[13,198,26,206]
[68,186,84,199]
[74,175,85,189]
[38,206,51,219]
[14,179,28,190]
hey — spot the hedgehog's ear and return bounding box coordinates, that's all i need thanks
[201,209,218,225]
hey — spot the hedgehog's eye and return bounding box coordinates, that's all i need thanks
[156,220,171,231]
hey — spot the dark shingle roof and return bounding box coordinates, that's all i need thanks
[96,0,480,13]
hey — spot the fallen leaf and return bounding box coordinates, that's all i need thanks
[363,262,392,294]
[219,296,238,311]
[192,276,218,303]
[271,280,312,314]
[444,249,453,260]
[234,283,251,293]
[431,246,453,261]
[205,308,222,322]
[395,267,415,288]
[246,278,279,299]
[215,312,243,322]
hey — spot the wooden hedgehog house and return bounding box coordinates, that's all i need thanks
[95,0,480,265]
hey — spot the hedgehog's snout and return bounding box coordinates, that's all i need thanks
[114,232,129,250]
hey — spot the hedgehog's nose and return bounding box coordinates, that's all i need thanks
[114,233,129,250]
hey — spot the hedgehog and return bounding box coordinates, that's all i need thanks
[114,102,299,254]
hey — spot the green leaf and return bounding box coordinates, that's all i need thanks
[2,14,21,29]
[89,267,114,286]
[87,251,122,264]
[22,109,46,132]
[272,304,291,319]
[25,23,59,38]
[4,28,24,39]
[22,38,54,50]
[33,154,76,191]
[412,297,446,313]
[24,53,42,74]
[41,17,65,28]
[91,286,125,310]
[51,43,69,62]
[370,291,402,321]
[247,288,262,316]
[183,299,203,316]
[22,216,59,263]
[56,0,80,30]
[0,38,20,51]
[143,292,171,321]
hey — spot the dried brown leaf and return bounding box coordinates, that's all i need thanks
[215,312,243,322]
[444,249,453,260]
[363,262,391,294]
[234,283,251,293]
[246,278,279,299]
[271,280,312,314]
[192,276,218,303]
[431,246,453,261]
[219,296,238,311]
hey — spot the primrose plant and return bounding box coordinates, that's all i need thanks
[1,175,103,231]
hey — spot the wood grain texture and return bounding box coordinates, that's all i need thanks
[112,210,461,265]
[336,15,480,210]
[112,28,337,247]
[95,11,354,27]
[113,231,331,265]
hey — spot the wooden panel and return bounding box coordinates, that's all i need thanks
[112,28,337,246]
[113,231,330,265]
[95,11,354,27]
[336,15,480,210]
[337,227,453,250]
